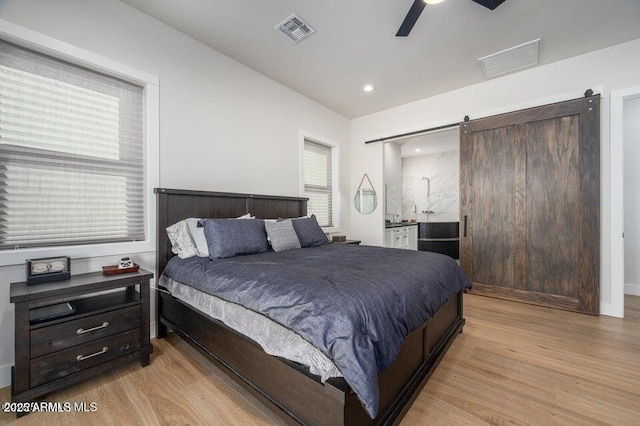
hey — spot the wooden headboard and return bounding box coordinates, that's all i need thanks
[154,188,307,278]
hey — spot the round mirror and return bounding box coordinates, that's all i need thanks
[354,189,378,215]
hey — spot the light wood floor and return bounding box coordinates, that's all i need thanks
[2,294,639,425]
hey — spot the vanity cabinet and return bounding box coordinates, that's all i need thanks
[384,225,417,250]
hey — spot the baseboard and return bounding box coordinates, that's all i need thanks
[625,283,640,296]
[599,301,613,317]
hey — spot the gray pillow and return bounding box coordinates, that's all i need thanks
[291,215,328,248]
[265,220,301,252]
[202,218,269,259]
[187,214,254,257]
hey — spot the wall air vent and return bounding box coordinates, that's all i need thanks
[478,38,541,79]
[275,14,316,43]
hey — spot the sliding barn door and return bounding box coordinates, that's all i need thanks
[460,95,600,314]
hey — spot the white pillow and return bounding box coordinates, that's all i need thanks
[187,214,255,257]
[166,220,199,259]
[185,218,208,257]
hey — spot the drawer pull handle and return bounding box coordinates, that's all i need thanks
[77,322,109,335]
[76,346,108,361]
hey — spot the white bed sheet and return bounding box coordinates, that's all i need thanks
[159,275,342,381]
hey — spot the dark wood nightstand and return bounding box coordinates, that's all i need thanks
[336,239,361,245]
[9,269,153,415]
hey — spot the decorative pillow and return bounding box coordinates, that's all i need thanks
[166,220,199,259]
[290,215,329,248]
[263,219,277,240]
[202,218,270,259]
[187,213,255,257]
[185,218,208,257]
[265,220,301,252]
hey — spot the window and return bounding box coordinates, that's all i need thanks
[0,34,154,254]
[0,39,144,250]
[302,137,339,229]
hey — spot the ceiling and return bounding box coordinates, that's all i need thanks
[119,0,640,118]
[398,128,460,158]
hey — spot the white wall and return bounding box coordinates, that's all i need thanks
[402,151,459,222]
[0,0,350,388]
[383,143,402,221]
[350,37,640,316]
[624,96,640,295]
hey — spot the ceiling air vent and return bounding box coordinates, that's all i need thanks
[478,38,541,79]
[275,14,316,43]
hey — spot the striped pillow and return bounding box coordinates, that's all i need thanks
[265,220,301,252]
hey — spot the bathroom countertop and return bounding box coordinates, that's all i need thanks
[385,222,418,228]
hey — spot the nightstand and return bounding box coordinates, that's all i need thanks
[336,239,361,245]
[9,269,153,415]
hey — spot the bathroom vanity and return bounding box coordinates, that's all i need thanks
[384,223,418,250]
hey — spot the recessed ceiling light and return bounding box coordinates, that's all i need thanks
[415,148,421,152]
[424,0,446,4]
[363,85,375,92]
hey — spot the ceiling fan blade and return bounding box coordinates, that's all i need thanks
[471,0,506,10]
[396,0,427,37]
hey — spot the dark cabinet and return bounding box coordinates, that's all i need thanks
[10,269,153,414]
[418,222,459,259]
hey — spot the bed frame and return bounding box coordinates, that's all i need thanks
[154,188,465,425]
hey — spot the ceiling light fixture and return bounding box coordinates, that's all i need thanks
[363,85,375,92]
[415,149,421,152]
[424,0,446,4]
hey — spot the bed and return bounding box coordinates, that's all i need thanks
[154,188,468,425]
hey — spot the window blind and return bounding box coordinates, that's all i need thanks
[304,140,332,227]
[0,39,145,250]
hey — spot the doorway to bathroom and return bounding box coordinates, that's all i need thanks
[383,127,460,258]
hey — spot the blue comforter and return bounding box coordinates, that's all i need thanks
[163,243,471,418]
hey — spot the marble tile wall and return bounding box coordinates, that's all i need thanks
[402,151,459,222]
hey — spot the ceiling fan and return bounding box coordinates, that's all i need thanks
[396,0,506,37]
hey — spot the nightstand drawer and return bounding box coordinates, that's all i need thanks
[30,328,141,388]
[31,305,141,358]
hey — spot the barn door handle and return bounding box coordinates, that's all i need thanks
[463,215,468,237]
